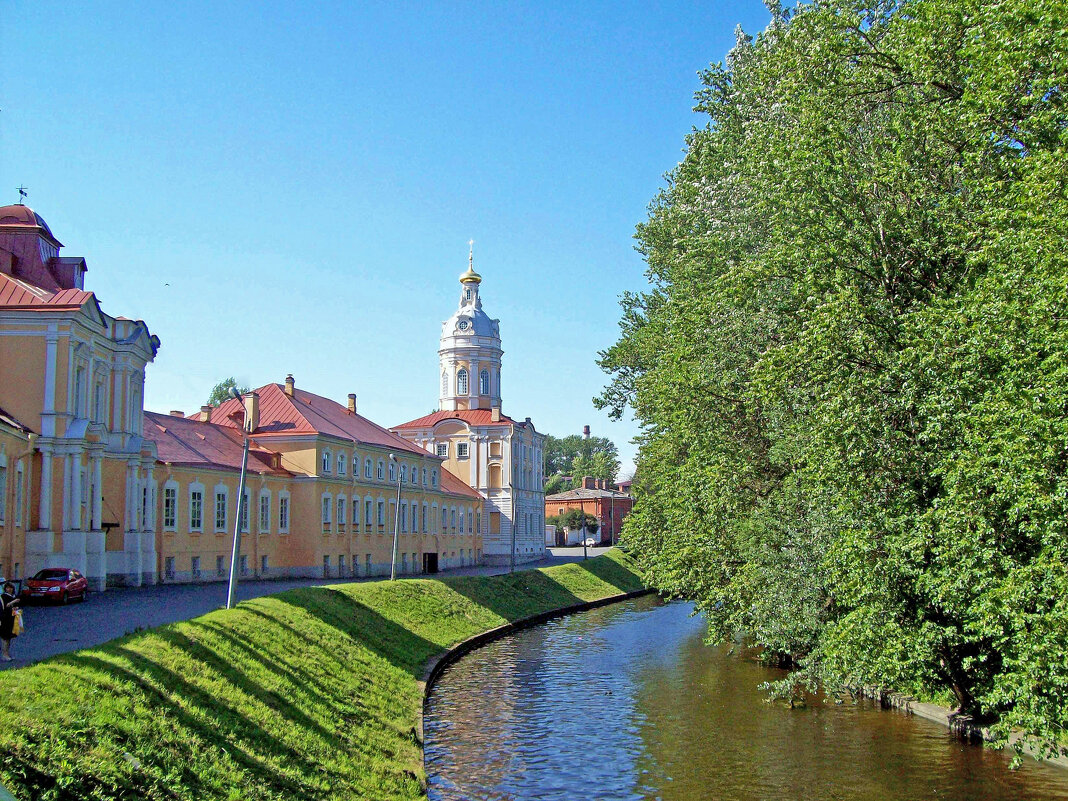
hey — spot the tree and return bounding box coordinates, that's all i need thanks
[543,434,620,481]
[544,473,571,495]
[206,377,250,407]
[597,0,1068,754]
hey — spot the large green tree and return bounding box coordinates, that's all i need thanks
[543,434,621,482]
[598,0,1068,754]
[206,377,250,407]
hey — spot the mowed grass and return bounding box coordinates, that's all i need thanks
[0,550,644,801]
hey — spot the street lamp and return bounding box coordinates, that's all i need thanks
[389,454,402,580]
[226,387,251,610]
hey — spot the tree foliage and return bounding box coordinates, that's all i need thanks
[207,377,251,407]
[543,434,621,481]
[598,0,1068,754]
[547,509,600,535]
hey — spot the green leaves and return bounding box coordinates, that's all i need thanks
[601,0,1068,756]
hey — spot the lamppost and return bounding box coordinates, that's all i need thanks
[226,388,251,610]
[389,454,402,580]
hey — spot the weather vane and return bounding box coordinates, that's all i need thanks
[16,186,27,205]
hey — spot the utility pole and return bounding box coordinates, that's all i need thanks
[389,454,402,580]
[226,388,251,610]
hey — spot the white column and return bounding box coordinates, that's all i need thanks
[143,467,154,531]
[70,452,82,530]
[61,454,73,530]
[92,455,103,530]
[38,446,53,530]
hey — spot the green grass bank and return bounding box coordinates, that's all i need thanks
[0,550,645,800]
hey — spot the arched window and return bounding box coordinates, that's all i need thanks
[400,464,407,484]
[377,460,385,480]
[365,458,373,479]
[338,453,346,475]
[389,461,396,482]
[353,453,359,474]
[441,508,448,531]
[441,372,448,396]
[456,368,468,395]
[432,469,438,488]
[479,370,489,395]
[321,449,332,474]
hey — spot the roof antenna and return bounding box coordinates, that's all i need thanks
[16,185,27,205]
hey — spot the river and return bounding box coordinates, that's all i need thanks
[424,595,1068,800]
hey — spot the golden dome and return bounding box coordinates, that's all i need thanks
[459,264,482,284]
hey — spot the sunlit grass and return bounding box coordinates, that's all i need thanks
[0,549,643,800]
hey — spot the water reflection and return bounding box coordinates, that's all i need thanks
[424,597,1068,801]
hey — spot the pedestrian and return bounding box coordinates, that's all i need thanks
[1,581,20,662]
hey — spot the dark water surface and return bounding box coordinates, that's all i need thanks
[424,596,1068,801]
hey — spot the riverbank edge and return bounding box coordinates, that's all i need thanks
[857,687,1068,770]
[417,586,654,740]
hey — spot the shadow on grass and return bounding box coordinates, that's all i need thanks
[57,648,321,799]
[258,587,443,679]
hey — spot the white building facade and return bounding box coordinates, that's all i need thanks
[393,255,546,565]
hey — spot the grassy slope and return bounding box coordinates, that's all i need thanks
[0,550,644,801]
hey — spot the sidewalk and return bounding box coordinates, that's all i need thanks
[1,548,610,669]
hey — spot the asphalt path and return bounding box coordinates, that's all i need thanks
[2,546,611,669]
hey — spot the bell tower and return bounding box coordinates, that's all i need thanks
[438,243,503,412]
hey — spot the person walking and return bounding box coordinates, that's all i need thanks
[0,581,20,661]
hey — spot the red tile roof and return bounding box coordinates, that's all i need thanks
[439,466,482,499]
[144,411,290,476]
[393,408,519,430]
[0,272,94,310]
[207,383,430,456]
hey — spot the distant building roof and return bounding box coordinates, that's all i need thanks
[393,408,520,430]
[546,487,631,501]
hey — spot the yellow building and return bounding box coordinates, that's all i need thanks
[0,202,484,588]
[146,376,483,581]
[393,254,546,565]
[0,204,160,589]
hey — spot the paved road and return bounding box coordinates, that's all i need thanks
[2,547,611,669]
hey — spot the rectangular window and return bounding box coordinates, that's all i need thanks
[436,443,448,458]
[366,553,372,575]
[352,497,359,525]
[322,496,332,527]
[337,497,346,527]
[261,555,269,574]
[365,499,372,526]
[401,553,408,573]
[163,487,177,529]
[165,556,175,579]
[377,500,385,526]
[0,465,8,523]
[215,491,227,531]
[216,555,225,576]
[279,496,290,533]
[240,554,248,575]
[457,443,469,458]
[400,504,407,532]
[190,490,203,531]
[338,554,346,575]
[191,556,201,580]
[240,491,249,533]
[421,505,427,533]
[259,493,270,532]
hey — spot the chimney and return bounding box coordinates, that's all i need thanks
[199,405,212,422]
[347,393,357,414]
[582,425,590,439]
[284,374,295,395]
[583,476,596,490]
[243,391,260,433]
[169,410,184,417]
[491,406,501,422]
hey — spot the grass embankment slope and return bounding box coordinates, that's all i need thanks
[0,550,644,800]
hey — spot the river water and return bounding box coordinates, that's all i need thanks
[424,595,1068,800]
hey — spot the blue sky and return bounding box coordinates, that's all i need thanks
[0,1,770,475]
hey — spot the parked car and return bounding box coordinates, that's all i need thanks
[583,537,598,548]
[20,568,89,604]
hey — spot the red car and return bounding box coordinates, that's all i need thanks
[20,568,89,604]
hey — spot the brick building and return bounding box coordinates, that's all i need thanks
[545,477,633,546]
